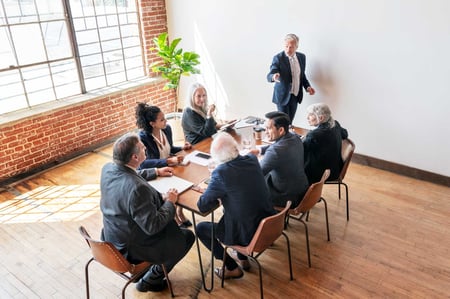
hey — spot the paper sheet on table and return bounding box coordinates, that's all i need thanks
[184,150,211,166]
[148,175,193,194]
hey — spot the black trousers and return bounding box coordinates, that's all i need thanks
[141,227,195,282]
[276,93,301,124]
[196,222,248,271]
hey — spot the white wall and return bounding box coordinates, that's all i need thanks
[165,0,450,176]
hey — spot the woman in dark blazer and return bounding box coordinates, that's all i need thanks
[135,103,193,227]
[303,103,348,184]
[181,82,219,144]
[136,103,191,169]
[196,132,275,279]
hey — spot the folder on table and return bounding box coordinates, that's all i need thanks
[148,175,194,194]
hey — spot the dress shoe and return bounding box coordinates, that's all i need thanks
[230,249,251,271]
[179,220,192,228]
[214,267,244,280]
[239,259,251,271]
[136,278,167,292]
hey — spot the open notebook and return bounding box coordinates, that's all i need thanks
[148,175,193,194]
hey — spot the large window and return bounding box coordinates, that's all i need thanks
[0,0,144,115]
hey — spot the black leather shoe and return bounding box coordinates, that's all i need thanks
[179,220,192,228]
[136,278,167,292]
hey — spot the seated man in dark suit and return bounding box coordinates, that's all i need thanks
[100,132,195,293]
[196,132,276,279]
[250,111,309,207]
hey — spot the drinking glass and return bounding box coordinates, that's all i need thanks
[242,137,252,150]
[207,160,216,175]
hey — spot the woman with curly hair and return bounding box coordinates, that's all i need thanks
[135,102,193,227]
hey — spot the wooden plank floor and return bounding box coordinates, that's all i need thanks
[1,140,449,298]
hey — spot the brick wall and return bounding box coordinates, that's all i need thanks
[0,0,174,185]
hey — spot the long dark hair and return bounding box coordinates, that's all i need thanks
[135,102,161,134]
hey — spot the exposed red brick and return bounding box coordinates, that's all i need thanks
[0,0,176,183]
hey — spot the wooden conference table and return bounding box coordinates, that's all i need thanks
[170,125,309,292]
[173,125,309,214]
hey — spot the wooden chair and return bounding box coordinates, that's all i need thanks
[221,201,293,299]
[325,138,355,221]
[279,169,330,268]
[78,226,174,298]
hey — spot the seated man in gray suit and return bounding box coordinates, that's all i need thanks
[250,111,309,207]
[100,132,195,293]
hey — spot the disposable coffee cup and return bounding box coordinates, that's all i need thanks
[253,131,261,140]
[253,127,264,140]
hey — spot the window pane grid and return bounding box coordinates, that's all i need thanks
[0,0,145,115]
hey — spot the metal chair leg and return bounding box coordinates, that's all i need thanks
[85,258,94,299]
[252,257,264,299]
[338,181,342,199]
[321,197,330,241]
[221,248,227,288]
[122,278,134,299]
[342,182,349,221]
[162,264,175,297]
[300,218,311,267]
[282,232,293,280]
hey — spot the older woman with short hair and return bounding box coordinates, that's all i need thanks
[303,103,348,184]
[181,83,219,144]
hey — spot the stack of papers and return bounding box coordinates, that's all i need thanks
[148,175,193,194]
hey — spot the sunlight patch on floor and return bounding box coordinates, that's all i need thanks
[0,184,100,224]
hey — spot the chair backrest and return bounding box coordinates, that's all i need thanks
[294,169,330,214]
[79,226,147,275]
[339,138,355,180]
[246,201,292,254]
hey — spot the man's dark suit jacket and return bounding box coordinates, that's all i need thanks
[100,163,185,263]
[138,125,182,169]
[197,155,276,246]
[267,51,312,106]
[260,132,309,207]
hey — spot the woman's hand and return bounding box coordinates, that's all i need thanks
[207,104,216,117]
[157,166,174,177]
[167,156,183,166]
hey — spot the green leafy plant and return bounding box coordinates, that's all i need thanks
[151,32,200,111]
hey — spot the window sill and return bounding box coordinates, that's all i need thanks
[0,77,162,127]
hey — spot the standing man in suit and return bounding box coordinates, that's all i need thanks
[100,132,195,293]
[196,132,276,279]
[267,33,315,124]
[250,111,309,207]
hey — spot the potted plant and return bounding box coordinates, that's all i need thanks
[151,32,201,114]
